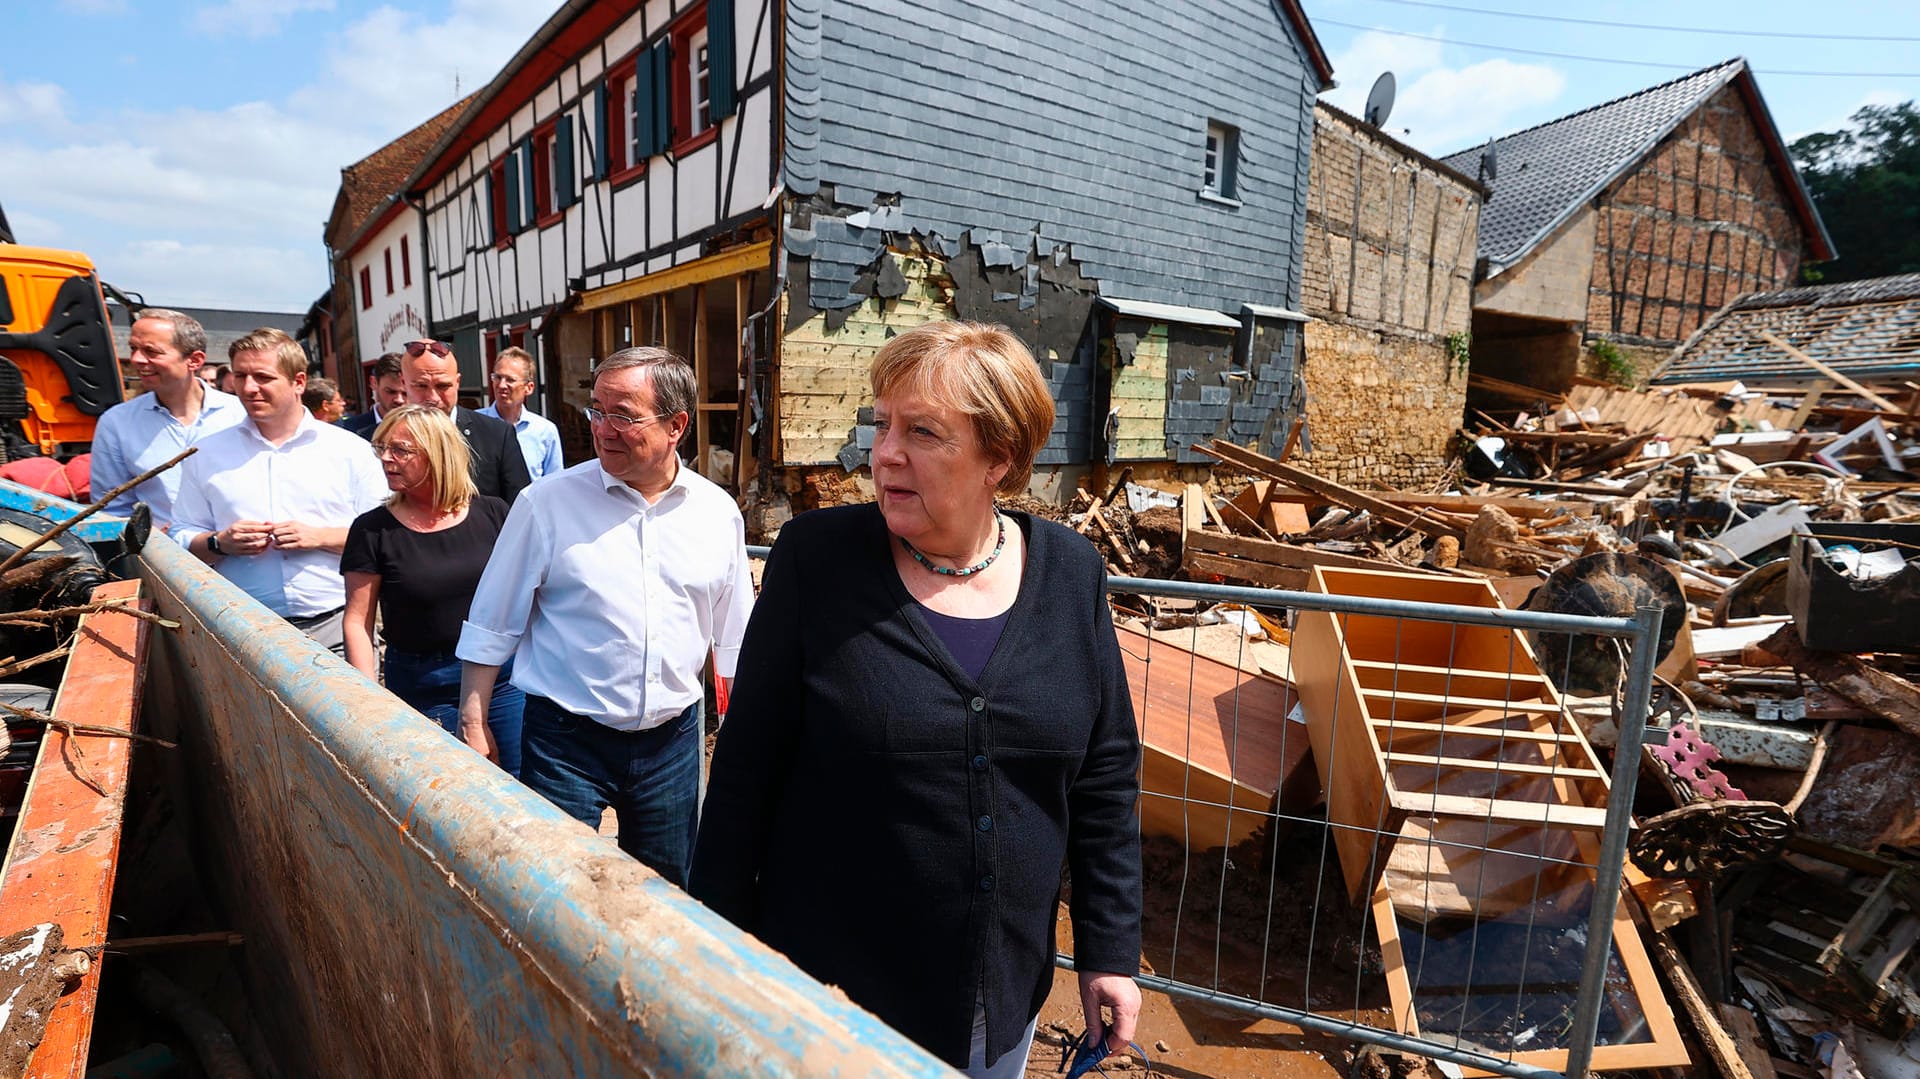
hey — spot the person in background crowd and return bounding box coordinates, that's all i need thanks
[196,366,217,385]
[173,328,388,654]
[342,404,524,776]
[91,308,244,529]
[211,364,233,393]
[303,377,345,423]
[690,321,1142,1078]
[400,340,529,502]
[342,352,406,439]
[457,347,751,887]
[477,346,564,479]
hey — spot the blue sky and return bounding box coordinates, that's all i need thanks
[2,0,1916,312]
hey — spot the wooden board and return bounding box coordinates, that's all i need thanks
[1117,623,1315,850]
[0,581,150,1079]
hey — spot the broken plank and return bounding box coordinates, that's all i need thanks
[1185,528,1411,573]
[1626,897,1755,1079]
[1754,626,1920,740]
[1184,550,1307,590]
[1202,440,1467,541]
[1758,331,1901,412]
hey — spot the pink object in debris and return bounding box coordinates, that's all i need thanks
[1650,723,1746,801]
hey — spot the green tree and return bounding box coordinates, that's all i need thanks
[1791,101,1920,283]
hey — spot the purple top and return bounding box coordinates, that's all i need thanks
[916,604,1011,682]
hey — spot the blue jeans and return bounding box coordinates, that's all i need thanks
[520,695,700,888]
[383,650,525,779]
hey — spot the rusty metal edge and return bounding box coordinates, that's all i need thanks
[137,537,953,1078]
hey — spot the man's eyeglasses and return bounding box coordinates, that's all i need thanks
[488,373,527,386]
[372,440,421,461]
[403,340,453,358]
[583,407,673,433]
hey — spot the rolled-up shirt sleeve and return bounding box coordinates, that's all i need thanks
[456,492,550,666]
[709,513,754,679]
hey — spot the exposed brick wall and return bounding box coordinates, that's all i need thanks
[1299,321,1464,487]
[1588,85,1806,349]
[1299,105,1479,487]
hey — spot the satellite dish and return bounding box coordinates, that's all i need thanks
[1364,72,1396,128]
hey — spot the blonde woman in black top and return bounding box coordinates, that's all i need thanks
[342,404,523,775]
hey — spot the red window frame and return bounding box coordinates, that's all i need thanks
[358,267,372,310]
[400,236,412,287]
[490,158,510,249]
[669,3,718,156]
[531,120,561,228]
[383,248,394,295]
[604,55,645,183]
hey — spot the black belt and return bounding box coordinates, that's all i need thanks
[287,606,345,629]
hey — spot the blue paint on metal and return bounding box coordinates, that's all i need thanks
[0,479,126,542]
[138,538,953,1077]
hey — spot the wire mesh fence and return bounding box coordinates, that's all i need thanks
[1084,573,1670,1079]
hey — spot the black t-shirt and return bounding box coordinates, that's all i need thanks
[340,496,510,654]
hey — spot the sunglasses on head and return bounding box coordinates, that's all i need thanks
[403,340,452,358]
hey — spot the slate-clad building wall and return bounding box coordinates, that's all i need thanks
[780,0,1328,470]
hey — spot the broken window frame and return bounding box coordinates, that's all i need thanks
[1203,120,1240,201]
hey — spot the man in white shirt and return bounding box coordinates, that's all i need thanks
[457,347,751,887]
[173,328,388,655]
[90,308,245,528]
[477,346,564,479]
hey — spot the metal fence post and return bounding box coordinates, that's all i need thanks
[1561,603,1665,1079]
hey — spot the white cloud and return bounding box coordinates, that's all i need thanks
[194,0,335,39]
[2,0,551,310]
[1322,27,1566,155]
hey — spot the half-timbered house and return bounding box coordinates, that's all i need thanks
[397,0,1331,501]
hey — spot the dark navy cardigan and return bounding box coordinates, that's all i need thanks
[689,504,1142,1067]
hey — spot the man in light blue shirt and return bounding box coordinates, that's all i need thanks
[90,308,244,528]
[477,346,564,479]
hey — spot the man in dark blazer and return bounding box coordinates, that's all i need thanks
[399,340,531,503]
[340,352,408,439]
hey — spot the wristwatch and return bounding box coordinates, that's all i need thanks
[206,531,223,555]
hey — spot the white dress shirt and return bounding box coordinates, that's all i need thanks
[90,386,245,527]
[172,413,389,618]
[457,459,753,731]
[476,402,565,479]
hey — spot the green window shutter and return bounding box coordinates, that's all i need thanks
[484,169,498,240]
[502,150,522,234]
[518,138,537,230]
[556,114,577,206]
[634,48,658,161]
[708,0,737,121]
[649,40,673,154]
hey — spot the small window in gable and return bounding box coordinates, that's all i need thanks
[384,248,394,295]
[1203,121,1240,201]
[358,267,372,310]
[401,236,411,287]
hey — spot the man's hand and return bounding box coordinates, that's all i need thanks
[1078,971,1141,1053]
[269,520,330,551]
[224,519,275,555]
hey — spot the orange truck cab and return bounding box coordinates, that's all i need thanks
[0,245,126,459]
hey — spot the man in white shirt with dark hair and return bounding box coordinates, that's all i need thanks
[90,308,244,528]
[457,346,751,887]
[173,328,388,654]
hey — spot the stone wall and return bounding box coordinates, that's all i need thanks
[1299,320,1464,487]
[1299,104,1480,487]
[1587,84,1807,348]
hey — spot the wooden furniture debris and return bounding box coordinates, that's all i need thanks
[0,581,152,1078]
[1182,527,1436,591]
[1117,622,1314,851]
[1200,440,1468,541]
[1292,566,1612,902]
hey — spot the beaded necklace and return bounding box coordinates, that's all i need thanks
[899,514,1006,577]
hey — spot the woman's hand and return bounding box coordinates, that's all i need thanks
[458,712,498,762]
[1077,970,1141,1052]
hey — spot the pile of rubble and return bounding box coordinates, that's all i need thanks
[1106,376,1920,1076]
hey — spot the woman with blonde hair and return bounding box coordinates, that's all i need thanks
[692,321,1142,1076]
[342,404,525,775]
